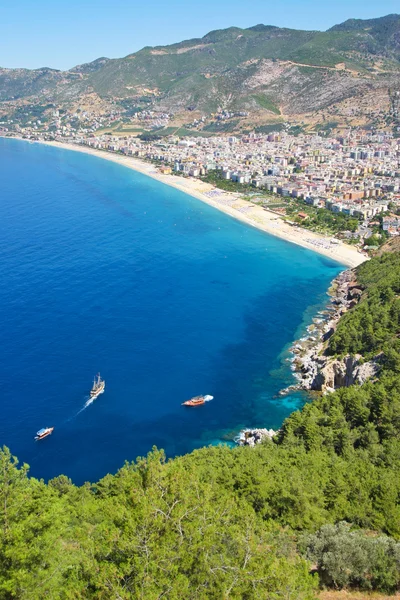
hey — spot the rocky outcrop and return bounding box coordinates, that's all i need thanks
[236,428,277,447]
[309,354,380,392]
[281,269,379,395]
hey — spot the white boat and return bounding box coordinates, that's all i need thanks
[90,373,105,399]
[35,427,54,440]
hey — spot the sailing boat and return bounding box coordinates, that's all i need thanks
[90,373,105,400]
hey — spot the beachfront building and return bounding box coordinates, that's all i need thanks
[7,122,400,240]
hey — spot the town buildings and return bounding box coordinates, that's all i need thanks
[3,122,400,235]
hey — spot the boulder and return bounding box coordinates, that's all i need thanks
[237,428,277,446]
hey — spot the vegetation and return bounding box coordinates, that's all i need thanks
[138,132,162,141]
[363,233,386,247]
[303,522,400,592]
[201,171,361,236]
[202,120,240,133]
[314,121,340,135]
[255,123,285,134]
[7,103,54,126]
[288,125,307,136]
[252,95,281,114]
[116,100,144,116]
[201,169,253,193]
[330,14,400,50]
[3,253,400,598]
[328,251,400,357]
[155,126,213,138]
[1,15,399,122]
[285,202,360,234]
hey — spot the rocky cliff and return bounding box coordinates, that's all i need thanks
[284,268,380,395]
[308,353,380,393]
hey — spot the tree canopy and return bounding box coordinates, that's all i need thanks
[3,253,400,598]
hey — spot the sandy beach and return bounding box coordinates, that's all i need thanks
[32,140,366,268]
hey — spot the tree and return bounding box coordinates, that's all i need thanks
[303,522,400,592]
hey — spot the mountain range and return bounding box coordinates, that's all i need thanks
[1,14,400,130]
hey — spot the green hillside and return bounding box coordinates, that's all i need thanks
[0,67,64,102]
[1,15,399,119]
[83,19,399,102]
[330,13,400,59]
[3,252,400,598]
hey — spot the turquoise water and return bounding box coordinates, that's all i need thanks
[0,138,343,484]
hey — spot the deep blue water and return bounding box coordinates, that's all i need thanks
[0,138,342,484]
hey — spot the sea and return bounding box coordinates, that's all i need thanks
[0,138,343,484]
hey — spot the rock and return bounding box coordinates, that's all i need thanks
[236,428,277,446]
[310,354,380,392]
[353,360,380,385]
[348,287,363,300]
[322,327,335,342]
[278,268,372,396]
[310,370,326,391]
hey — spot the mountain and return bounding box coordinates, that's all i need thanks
[329,13,400,58]
[70,57,111,74]
[1,14,400,130]
[0,67,64,102]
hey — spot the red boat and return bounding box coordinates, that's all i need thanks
[182,395,213,407]
[35,427,54,440]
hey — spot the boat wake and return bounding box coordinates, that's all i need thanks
[204,395,214,402]
[77,389,104,413]
[72,397,93,418]
[45,374,106,429]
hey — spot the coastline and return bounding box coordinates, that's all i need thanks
[281,268,378,397]
[14,138,366,268]
[283,270,354,395]
[1,135,371,463]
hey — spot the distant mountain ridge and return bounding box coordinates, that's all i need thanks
[1,14,400,127]
[329,14,400,58]
[71,57,111,74]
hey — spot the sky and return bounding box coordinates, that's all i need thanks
[1,0,399,70]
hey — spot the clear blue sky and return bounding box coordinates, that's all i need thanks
[1,0,399,70]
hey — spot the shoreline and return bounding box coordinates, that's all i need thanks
[280,269,376,397]
[10,137,367,268]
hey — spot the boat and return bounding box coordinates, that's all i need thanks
[90,373,105,399]
[182,394,213,407]
[35,427,54,440]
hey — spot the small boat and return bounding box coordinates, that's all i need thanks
[90,373,105,400]
[182,394,213,407]
[35,427,54,440]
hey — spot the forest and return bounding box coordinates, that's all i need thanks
[2,252,400,599]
